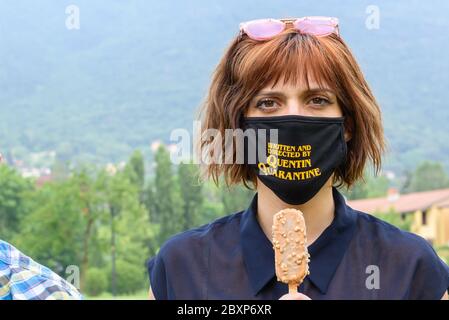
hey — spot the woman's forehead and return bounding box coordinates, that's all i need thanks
[261,74,333,93]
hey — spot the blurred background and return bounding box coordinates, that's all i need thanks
[1,0,448,299]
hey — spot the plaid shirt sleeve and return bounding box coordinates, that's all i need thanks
[0,240,83,300]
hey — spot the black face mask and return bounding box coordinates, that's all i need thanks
[242,115,347,205]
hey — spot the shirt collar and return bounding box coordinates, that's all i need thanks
[240,187,357,296]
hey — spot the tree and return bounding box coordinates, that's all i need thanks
[400,169,413,194]
[146,145,184,245]
[373,208,413,232]
[98,167,153,296]
[72,169,104,291]
[220,182,255,214]
[12,178,86,276]
[0,165,33,240]
[124,150,145,202]
[10,167,112,293]
[51,159,71,182]
[343,169,390,200]
[408,161,449,192]
[178,161,203,230]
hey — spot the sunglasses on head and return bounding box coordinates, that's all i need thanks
[239,16,340,41]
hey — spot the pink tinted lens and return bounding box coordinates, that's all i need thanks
[294,18,336,36]
[244,19,285,40]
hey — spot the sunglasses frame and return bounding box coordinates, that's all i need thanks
[239,16,340,40]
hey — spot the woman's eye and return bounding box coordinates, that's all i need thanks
[255,99,279,110]
[308,97,331,107]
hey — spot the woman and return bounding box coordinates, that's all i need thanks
[147,17,449,300]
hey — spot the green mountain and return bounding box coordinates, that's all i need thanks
[0,0,448,173]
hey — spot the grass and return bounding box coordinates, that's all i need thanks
[84,289,148,300]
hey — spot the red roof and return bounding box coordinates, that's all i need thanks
[36,174,53,187]
[347,188,449,214]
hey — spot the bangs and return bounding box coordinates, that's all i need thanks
[235,31,343,95]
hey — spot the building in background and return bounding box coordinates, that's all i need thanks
[348,188,449,247]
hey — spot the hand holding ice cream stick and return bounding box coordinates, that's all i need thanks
[272,208,311,299]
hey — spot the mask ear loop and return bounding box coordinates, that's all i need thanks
[334,123,349,189]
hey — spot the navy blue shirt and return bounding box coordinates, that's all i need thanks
[147,187,449,299]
